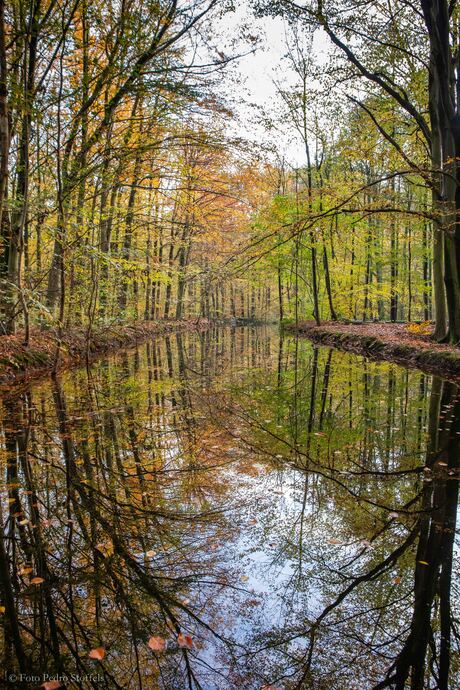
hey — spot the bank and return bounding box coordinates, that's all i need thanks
[285,321,460,380]
[0,319,210,388]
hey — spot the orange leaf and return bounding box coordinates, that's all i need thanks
[148,636,166,652]
[89,647,105,660]
[30,577,44,585]
[177,633,193,649]
[42,681,62,690]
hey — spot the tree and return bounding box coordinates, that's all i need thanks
[256,0,460,341]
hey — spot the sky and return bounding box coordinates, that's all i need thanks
[209,2,332,166]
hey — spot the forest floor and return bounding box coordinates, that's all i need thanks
[287,321,460,380]
[0,319,210,389]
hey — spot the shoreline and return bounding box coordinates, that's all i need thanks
[0,319,211,389]
[3,318,459,391]
[285,321,460,380]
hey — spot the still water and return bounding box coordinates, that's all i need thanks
[0,327,458,690]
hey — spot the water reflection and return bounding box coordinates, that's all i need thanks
[0,328,458,689]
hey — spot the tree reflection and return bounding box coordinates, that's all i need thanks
[0,329,458,689]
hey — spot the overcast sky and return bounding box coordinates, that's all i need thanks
[208,2,332,165]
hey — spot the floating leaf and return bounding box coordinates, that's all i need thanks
[145,550,156,558]
[19,566,33,576]
[42,681,62,690]
[0,606,5,613]
[89,647,105,660]
[30,577,44,585]
[328,538,342,545]
[95,542,114,557]
[148,636,166,652]
[240,575,249,582]
[418,560,429,566]
[177,633,193,649]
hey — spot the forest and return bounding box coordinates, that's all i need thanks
[0,0,459,345]
[0,1,459,690]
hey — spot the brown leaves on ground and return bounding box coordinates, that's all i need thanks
[0,320,211,388]
[294,320,459,354]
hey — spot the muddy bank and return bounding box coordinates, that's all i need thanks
[285,321,460,380]
[0,319,210,388]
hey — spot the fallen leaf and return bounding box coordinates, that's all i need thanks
[89,647,105,660]
[42,681,62,690]
[145,550,156,558]
[393,576,401,585]
[418,560,429,566]
[148,636,166,652]
[0,606,5,613]
[30,577,44,585]
[328,538,342,545]
[177,633,193,649]
[240,575,249,582]
[19,567,33,576]
[95,542,114,557]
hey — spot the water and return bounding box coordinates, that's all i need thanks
[0,327,458,690]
